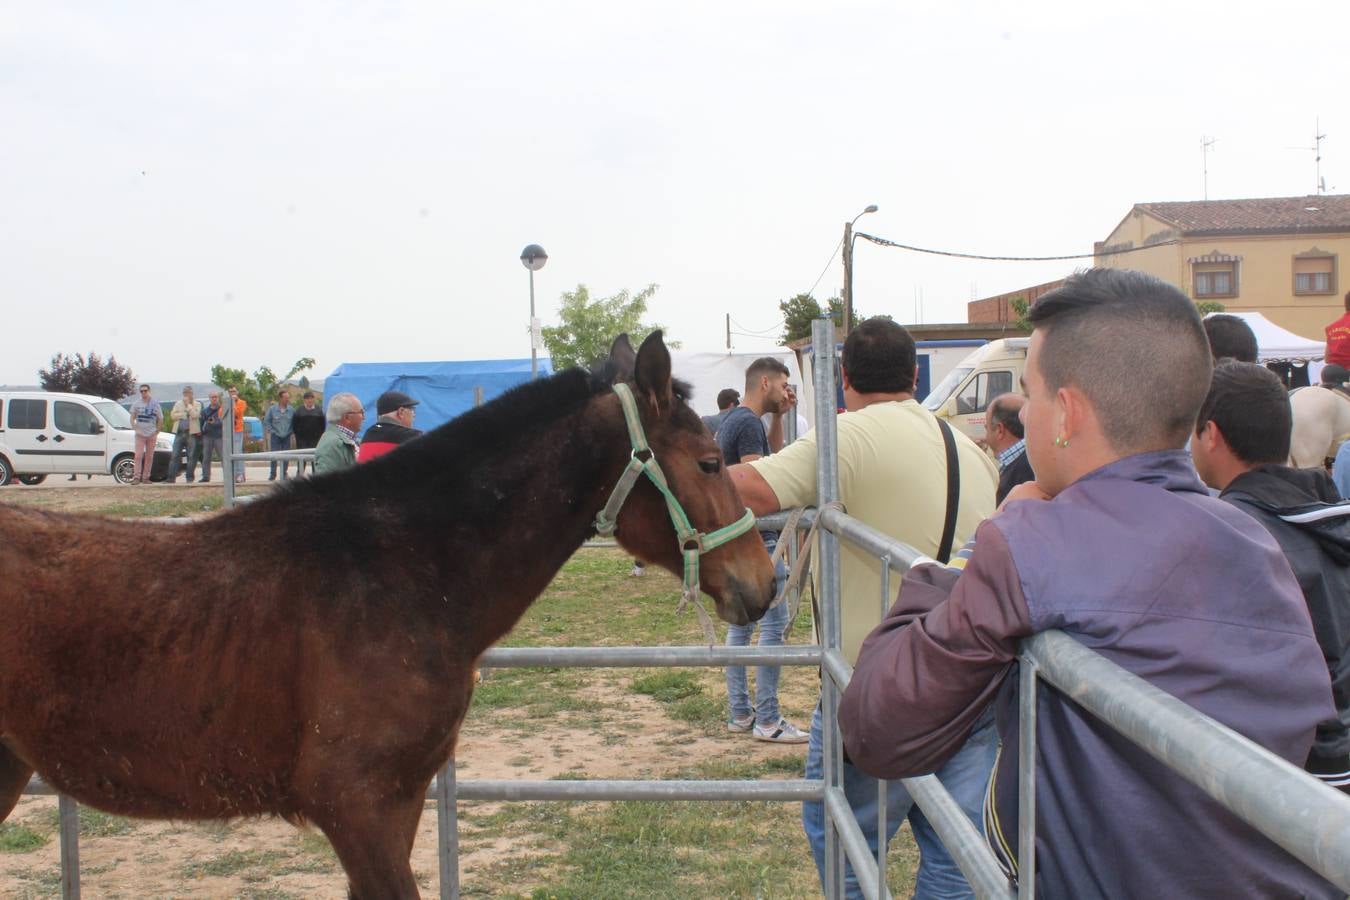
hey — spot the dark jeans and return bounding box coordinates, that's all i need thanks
[199,434,223,482]
[269,435,292,479]
[166,429,197,482]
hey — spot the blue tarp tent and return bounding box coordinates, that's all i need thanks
[323,358,555,434]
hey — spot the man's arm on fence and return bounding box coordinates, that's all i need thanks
[839,519,1031,778]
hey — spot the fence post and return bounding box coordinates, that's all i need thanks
[437,761,459,900]
[811,317,847,897]
[1017,653,1038,900]
[221,401,236,509]
[58,794,80,900]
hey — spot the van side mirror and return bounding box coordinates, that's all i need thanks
[91,422,104,435]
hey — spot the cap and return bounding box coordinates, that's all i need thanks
[376,390,420,415]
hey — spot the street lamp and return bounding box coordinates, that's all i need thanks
[842,204,878,336]
[520,244,548,379]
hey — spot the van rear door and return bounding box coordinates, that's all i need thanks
[4,398,54,473]
[52,399,109,474]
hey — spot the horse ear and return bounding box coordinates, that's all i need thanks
[634,330,673,412]
[606,334,637,385]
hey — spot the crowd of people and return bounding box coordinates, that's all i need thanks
[716,271,1349,898]
[137,386,419,483]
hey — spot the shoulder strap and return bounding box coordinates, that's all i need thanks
[936,417,961,564]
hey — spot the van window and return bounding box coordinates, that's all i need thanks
[922,366,973,412]
[55,401,102,435]
[93,401,133,429]
[7,399,47,430]
[956,371,1014,415]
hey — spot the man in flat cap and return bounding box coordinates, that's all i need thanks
[357,390,423,463]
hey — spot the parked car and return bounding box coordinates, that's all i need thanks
[0,391,175,485]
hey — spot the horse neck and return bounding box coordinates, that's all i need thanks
[414,393,634,652]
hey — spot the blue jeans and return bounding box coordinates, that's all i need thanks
[268,435,291,479]
[725,538,789,726]
[166,429,197,482]
[231,431,245,480]
[803,704,998,899]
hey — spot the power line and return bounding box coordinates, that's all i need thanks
[728,315,781,336]
[856,231,1180,262]
[805,235,845,297]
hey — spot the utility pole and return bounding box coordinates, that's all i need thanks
[725,312,731,350]
[841,204,878,337]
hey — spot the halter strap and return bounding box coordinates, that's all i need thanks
[594,383,758,640]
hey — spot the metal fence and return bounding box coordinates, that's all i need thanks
[24,316,1350,899]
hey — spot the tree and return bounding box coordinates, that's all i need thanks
[1009,297,1032,332]
[779,294,875,344]
[209,357,316,415]
[1196,300,1226,316]
[38,352,137,400]
[541,284,677,371]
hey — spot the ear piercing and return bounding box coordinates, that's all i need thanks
[1054,435,1070,448]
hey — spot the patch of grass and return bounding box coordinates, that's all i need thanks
[630,671,703,704]
[4,864,62,898]
[0,823,48,852]
[38,806,134,838]
[178,848,288,879]
[97,496,226,518]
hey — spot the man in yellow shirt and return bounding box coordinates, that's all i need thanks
[730,317,998,899]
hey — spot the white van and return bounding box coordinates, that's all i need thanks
[0,392,174,485]
[921,338,1030,444]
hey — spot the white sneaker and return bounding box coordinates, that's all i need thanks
[753,718,809,744]
[727,714,754,734]
[629,564,646,577]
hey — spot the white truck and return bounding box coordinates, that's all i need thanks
[922,338,1030,444]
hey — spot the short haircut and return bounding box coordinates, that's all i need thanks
[1195,360,1290,464]
[1028,268,1211,453]
[139,384,150,391]
[841,317,916,394]
[303,391,315,399]
[326,392,362,424]
[278,388,290,397]
[744,357,790,391]
[1203,314,1258,363]
[716,388,740,410]
[988,393,1025,439]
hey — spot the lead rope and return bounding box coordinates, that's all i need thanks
[769,502,845,630]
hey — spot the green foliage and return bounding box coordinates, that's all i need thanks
[38,351,137,399]
[208,358,315,416]
[0,823,47,853]
[779,294,846,344]
[541,284,677,371]
[1009,296,1032,331]
[631,671,703,703]
[1196,300,1227,316]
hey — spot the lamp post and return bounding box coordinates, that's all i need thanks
[841,204,878,336]
[520,244,548,379]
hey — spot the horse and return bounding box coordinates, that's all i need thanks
[1289,384,1350,468]
[0,331,775,899]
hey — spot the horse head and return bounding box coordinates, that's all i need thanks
[600,331,775,625]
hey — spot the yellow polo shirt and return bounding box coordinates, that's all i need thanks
[750,399,997,664]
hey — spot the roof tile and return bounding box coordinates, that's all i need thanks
[1138,195,1350,234]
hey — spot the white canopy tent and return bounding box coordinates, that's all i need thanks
[667,349,805,422]
[1205,311,1324,364]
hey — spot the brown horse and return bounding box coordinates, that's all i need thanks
[0,332,774,899]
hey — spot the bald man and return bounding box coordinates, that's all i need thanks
[985,392,1033,505]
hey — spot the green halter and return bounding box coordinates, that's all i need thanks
[594,383,758,606]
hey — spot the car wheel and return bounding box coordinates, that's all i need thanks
[0,456,11,486]
[112,454,137,485]
[17,474,47,486]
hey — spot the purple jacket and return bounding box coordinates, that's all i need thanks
[840,451,1338,899]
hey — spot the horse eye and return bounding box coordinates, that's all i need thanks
[698,458,721,475]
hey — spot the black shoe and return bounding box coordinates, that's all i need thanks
[198,478,210,483]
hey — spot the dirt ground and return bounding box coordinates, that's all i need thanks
[0,483,818,897]
[4,679,805,898]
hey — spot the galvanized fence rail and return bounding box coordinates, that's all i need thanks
[23,316,1350,899]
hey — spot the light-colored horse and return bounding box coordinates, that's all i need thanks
[1289,385,1350,467]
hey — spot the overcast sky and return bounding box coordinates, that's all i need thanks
[3,1,1347,385]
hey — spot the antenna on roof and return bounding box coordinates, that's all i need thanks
[1201,136,1216,200]
[1287,117,1327,195]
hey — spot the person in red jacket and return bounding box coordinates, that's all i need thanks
[1325,290,1350,368]
[357,390,423,462]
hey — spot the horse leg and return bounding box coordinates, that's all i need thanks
[0,742,34,823]
[316,790,427,900]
